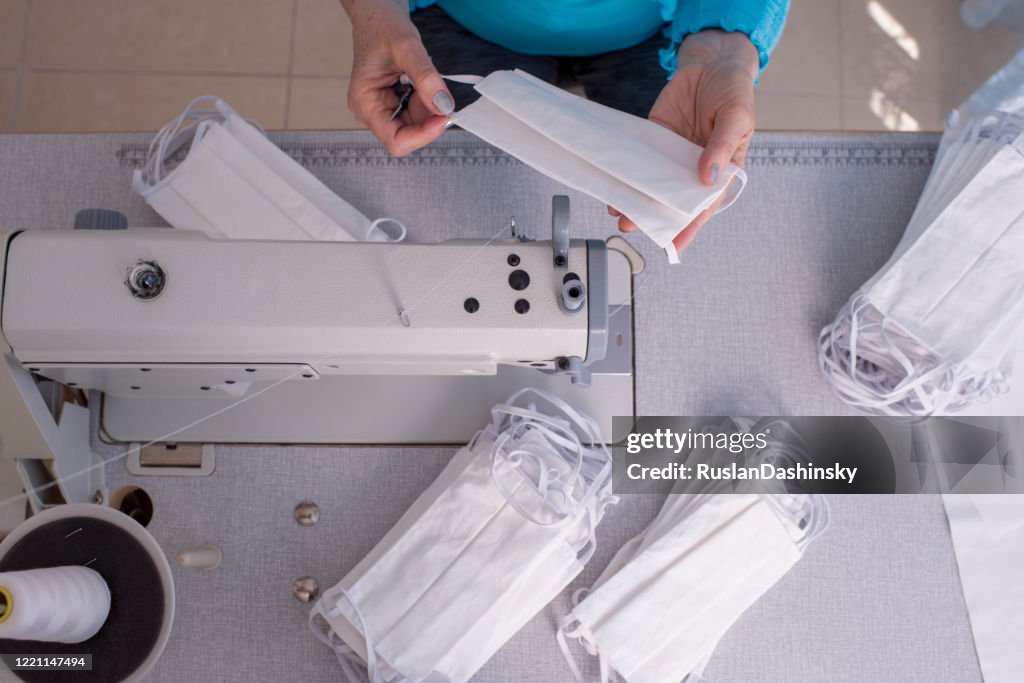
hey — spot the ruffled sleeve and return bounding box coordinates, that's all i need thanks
[655,0,790,76]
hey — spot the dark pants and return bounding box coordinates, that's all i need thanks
[411,5,669,118]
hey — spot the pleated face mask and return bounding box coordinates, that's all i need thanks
[132,96,406,243]
[558,492,828,683]
[819,111,1024,415]
[450,69,747,263]
[309,389,617,683]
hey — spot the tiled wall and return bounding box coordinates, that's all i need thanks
[0,0,1021,133]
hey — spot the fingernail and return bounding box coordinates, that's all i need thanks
[433,91,454,115]
[710,163,720,184]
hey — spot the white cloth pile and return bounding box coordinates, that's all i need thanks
[819,110,1024,415]
[557,419,829,682]
[309,389,617,683]
[133,96,406,243]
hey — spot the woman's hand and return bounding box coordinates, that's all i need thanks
[342,0,454,156]
[615,29,759,253]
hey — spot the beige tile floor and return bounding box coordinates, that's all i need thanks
[0,0,1021,134]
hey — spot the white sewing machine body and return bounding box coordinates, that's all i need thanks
[0,223,635,492]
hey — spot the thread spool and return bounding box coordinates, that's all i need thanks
[0,504,175,682]
[0,566,111,643]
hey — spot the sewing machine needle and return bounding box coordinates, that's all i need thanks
[388,84,413,123]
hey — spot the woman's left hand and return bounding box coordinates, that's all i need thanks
[614,29,759,254]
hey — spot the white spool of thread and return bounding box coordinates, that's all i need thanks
[0,566,111,643]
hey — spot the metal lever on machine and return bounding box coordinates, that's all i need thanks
[546,195,597,387]
[551,195,570,268]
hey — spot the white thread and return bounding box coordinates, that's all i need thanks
[0,567,111,643]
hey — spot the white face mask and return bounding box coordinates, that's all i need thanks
[132,96,406,243]
[559,492,827,683]
[309,389,617,683]
[819,111,1024,415]
[449,70,746,264]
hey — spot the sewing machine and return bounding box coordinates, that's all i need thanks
[0,198,638,511]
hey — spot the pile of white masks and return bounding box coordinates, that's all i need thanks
[309,389,617,683]
[132,96,406,243]
[818,110,1024,416]
[449,69,747,264]
[558,419,829,683]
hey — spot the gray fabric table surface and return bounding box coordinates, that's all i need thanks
[0,131,979,682]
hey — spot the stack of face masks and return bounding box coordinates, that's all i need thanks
[132,96,406,243]
[309,389,617,683]
[558,420,829,683]
[450,69,747,264]
[818,110,1024,416]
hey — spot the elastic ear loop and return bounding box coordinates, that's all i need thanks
[501,388,606,445]
[799,494,831,549]
[557,616,612,683]
[309,585,383,683]
[366,217,408,243]
[494,412,586,488]
[494,403,585,446]
[820,292,1008,416]
[824,296,957,415]
[488,393,616,559]
[146,95,225,185]
[492,400,604,494]
[308,604,365,683]
[496,390,616,531]
[139,95,408,244]
[711,167,748,215]
[748,422,832,549]
[489,420,591,528]
[497,408,614,509]
[135,96,262,197]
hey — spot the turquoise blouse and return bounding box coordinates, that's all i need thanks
[409,0,790,75]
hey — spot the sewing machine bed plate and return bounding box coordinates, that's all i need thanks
[0,130,981,682]
[100,356,633,445]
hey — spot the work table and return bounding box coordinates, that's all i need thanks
[0,130,979,682]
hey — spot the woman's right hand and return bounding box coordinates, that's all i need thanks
[342,0,454,156]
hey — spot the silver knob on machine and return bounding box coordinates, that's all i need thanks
[124,260,167,300]
[561,278,586,314]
